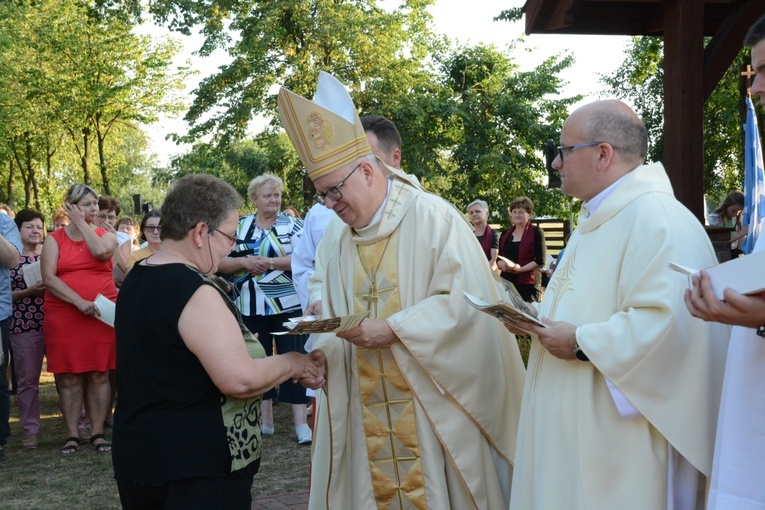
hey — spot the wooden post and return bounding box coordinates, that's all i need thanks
[706,226,733,263]
[663,0,705,222]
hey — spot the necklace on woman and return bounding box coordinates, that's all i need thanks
[145,248,198,271]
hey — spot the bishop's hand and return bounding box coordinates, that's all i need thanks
[305,300,322,319]
[337,318,397,349]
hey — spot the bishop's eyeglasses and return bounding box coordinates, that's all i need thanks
[314,164,360,205]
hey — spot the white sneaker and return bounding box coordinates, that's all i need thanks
[262,423,274,436]
[295,423,312,444]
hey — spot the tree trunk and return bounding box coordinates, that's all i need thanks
[7,138,26,209]
[24,136,34,207]
[96,121,110,195]
[81,126,91,185]
[5,160,13,206]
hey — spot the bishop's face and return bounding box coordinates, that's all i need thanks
[313,160,379,229]
[752,39,765,105]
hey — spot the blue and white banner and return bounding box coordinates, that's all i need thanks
[742,97,765,254]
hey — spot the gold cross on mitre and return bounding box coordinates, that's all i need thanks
[742,64,757,97]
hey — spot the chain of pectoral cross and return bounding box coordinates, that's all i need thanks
[357,235,393,316]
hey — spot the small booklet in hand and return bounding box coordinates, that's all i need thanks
[273,311,370,335]
[93,293,116,328]
[21,260,42,288]
[463,282,547,334]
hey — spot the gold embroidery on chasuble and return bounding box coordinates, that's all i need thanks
[354,231,427,510]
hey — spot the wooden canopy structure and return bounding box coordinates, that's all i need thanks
[523,0,765,221]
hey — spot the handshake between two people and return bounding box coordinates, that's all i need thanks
[290,350,327,390]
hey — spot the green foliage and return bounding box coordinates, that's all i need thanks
[601,37,664,166]
[376,43,579,224]
[602,36,754,207]
[147,0,439,147]
[0,0,185,217]
[494,8,523,23]
[169,131,303,213]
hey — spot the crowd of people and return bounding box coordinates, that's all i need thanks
[0,13,764,510]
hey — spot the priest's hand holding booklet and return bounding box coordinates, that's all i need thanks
[676,250,765,328]
[669,250,765,300]
[463,278,547,334]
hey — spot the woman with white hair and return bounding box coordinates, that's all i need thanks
[217,173,313,444]
[468,199,499,271]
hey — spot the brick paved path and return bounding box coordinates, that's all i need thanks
[251,491,309,510]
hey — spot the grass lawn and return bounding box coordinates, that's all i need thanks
[1,367,311,509]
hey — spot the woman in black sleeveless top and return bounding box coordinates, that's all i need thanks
[112,175,325,510]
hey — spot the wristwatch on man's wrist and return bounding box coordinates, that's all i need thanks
[269,258,275,271]
[757,325,765,338]
[573,341,590,362]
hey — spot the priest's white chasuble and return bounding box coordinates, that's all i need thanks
[510,163,730,510]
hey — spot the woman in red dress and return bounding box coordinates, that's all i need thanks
[42,184,118,456]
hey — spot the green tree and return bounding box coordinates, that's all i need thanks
[147,0,438,147]
[0,0,186,208]
[367,43,579,223]
[48,3,187,194]
[147,0,580,222]
[168,131,303,212]
[0,0,68,210]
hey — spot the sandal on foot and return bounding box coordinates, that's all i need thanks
[89,434,112,453]
[60,437,80,457]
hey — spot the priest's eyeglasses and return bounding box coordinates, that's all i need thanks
[556,142,604,162]
[314,164,360,205]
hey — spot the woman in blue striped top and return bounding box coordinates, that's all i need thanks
[217,173,313,444]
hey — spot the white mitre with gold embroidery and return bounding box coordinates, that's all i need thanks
[277,72,372,180]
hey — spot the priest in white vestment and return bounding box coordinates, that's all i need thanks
[508,100,730,510]
[277,72,526,510]
[684,16,765,510]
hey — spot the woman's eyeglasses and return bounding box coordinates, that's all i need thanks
[144,225,161,232]
[213,228,244,246]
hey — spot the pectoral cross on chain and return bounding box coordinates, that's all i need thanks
[358,272,394,317]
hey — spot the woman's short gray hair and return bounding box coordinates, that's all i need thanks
[468,199,489,212]
[64,184,98,205]
[160,174,242,241]
[247,173,284,201]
